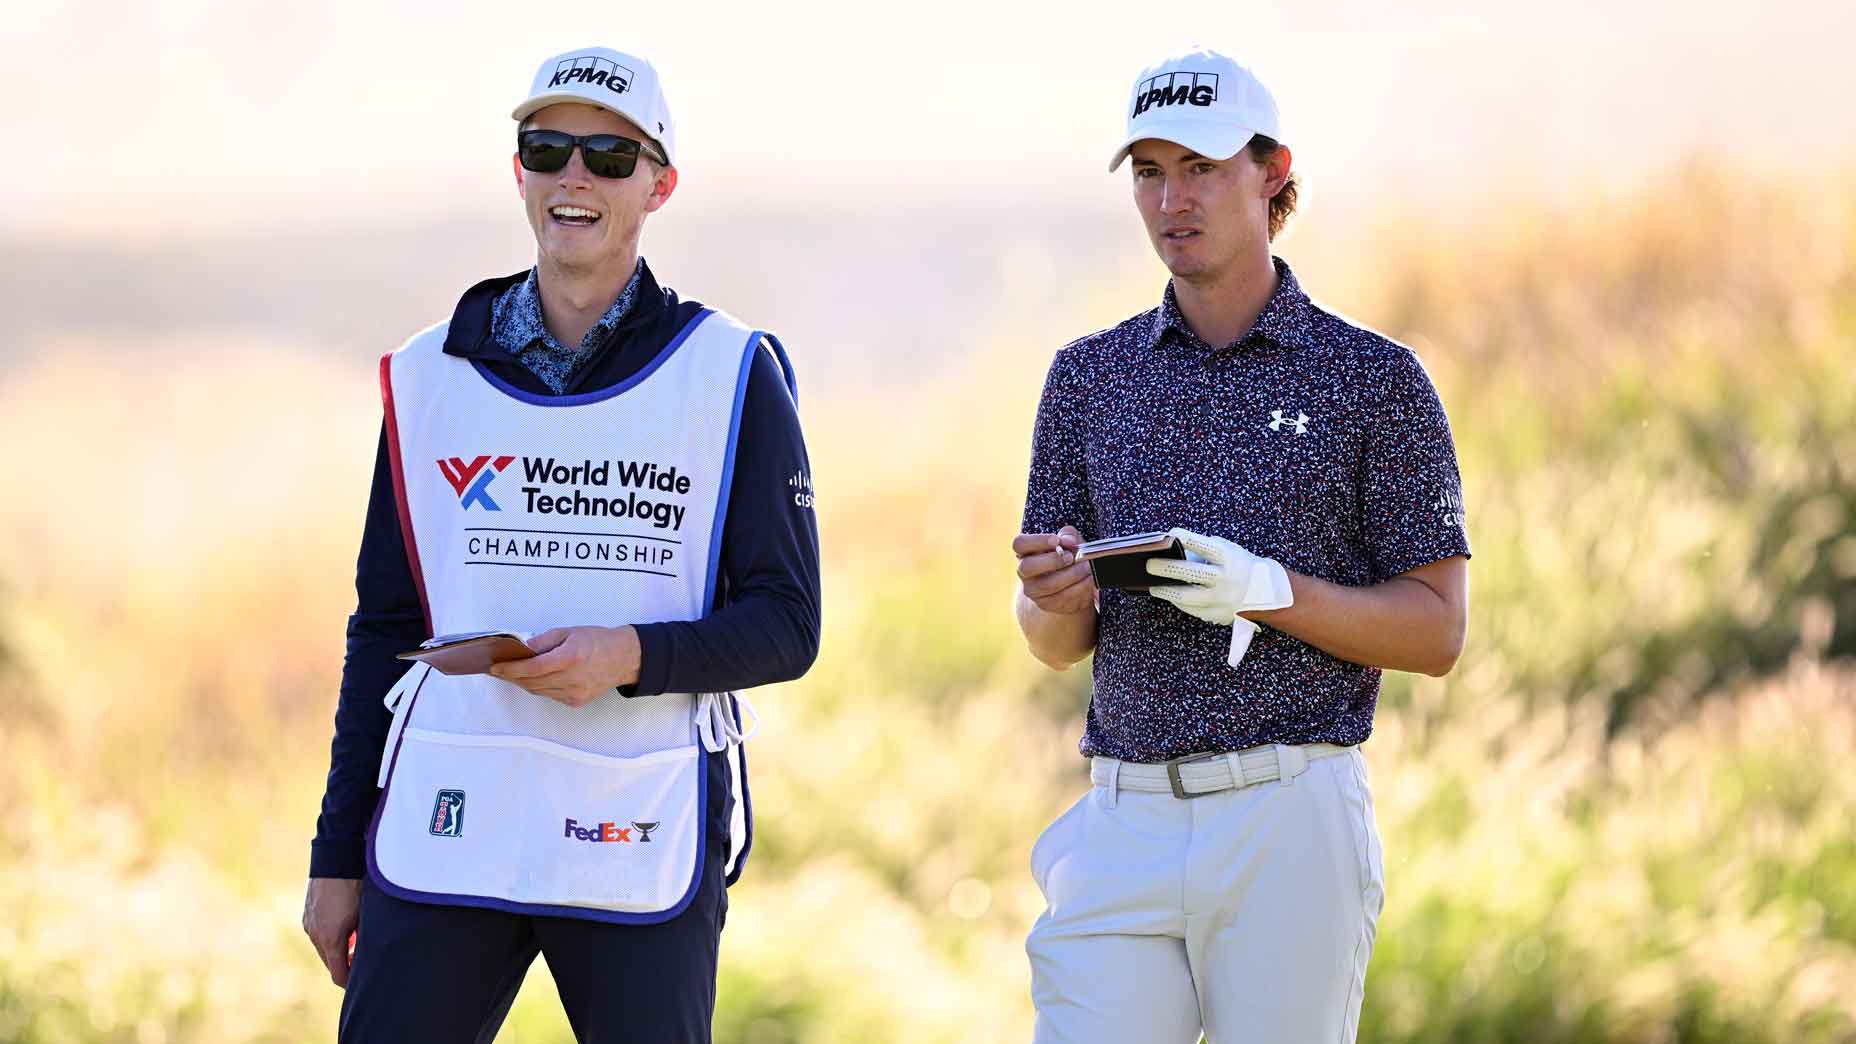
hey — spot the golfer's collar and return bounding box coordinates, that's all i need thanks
[1252,258,1317,351]
[1148,257,1316,353]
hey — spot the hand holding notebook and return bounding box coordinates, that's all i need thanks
[1074,531,1190,592]
[396,631,538,676]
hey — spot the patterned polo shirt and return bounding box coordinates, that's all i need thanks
[1021,257,1471,763]
[489,259,644,392]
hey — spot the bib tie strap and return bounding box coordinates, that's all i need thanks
[695,692,760,753]
[377,662,433,787]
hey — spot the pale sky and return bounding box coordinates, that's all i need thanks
[4,0,1853,240]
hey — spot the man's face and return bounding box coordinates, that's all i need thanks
[1129,138,1282,284]
[513,102,675,275]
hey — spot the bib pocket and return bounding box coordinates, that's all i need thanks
[372,728,704,919]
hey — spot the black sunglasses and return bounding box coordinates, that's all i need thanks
[516,129,666,179]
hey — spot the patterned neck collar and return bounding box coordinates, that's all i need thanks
[489,259,646,393]
[492,258,645,356]
[1150,256,1314,352]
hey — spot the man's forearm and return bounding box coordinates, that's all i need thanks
[1246,557,1467,676]
[1015,590,1098,670]
[630,588,820,695]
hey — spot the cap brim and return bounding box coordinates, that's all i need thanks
[511,93,670,164]
[1108,121,1257,172]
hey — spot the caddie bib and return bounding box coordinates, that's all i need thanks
[366,307,793,923]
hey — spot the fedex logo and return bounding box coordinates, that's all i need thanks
[438,455,516,511]
[564,818,632,843]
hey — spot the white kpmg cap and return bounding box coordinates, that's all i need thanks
[1108,47,1282,172]
[512,46,676,165]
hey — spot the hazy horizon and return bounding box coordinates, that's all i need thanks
[10,0,1855,394]
[5,0,1853,240]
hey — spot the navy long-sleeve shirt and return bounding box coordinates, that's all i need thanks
[310,260,821,878]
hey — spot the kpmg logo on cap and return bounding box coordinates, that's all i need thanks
[549,55,633,95]
[1132,70,1220,117]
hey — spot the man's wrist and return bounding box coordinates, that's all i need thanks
[1238,561,1300,622]
[1019,585,1097,618]
[309,837,368,879]
[601,625,642,688]
[1018,589,1098,668]
[624,623,670,697]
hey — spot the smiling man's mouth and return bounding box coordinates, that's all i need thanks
[550,205,603,226]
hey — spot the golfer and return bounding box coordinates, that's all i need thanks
[1012,47,1469,1043]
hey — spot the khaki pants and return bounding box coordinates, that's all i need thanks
[1026,745,1385,1044]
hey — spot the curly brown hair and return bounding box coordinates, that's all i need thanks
[1246,135,1299,240]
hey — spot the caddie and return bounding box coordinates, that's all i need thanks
[1011,47,1470,1043]
[301,45,821,1043]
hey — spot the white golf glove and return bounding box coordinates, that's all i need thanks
[1145,527,1294,667]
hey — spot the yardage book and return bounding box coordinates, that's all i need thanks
[1075,532,1189,592]
[396,631,537,676]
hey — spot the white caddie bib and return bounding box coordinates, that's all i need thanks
[366,307,790,923]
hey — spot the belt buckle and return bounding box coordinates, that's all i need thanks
[1164,751,1224,800]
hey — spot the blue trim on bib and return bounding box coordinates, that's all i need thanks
[762,333,798,405]
[702,328,763,610]
[708,330,769,886]
[470,308,713,406]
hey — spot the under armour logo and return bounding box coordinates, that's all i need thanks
[1268,410,1310,435]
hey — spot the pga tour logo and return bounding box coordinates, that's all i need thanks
[549,55,632,95]
[430,790,465,837]
[1132,70,1220,117]
[438,455,515,511]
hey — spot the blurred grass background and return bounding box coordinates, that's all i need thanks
[2,162,1854,1043]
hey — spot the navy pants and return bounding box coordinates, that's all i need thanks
[339,757,732,1043]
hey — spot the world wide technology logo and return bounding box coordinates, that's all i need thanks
[438,455,516,511]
